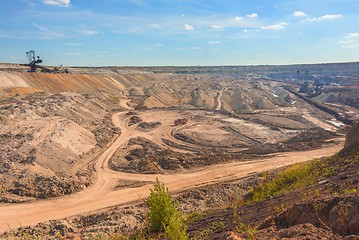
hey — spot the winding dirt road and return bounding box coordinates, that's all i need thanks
[0,108,344,234]
[214,87,225,111]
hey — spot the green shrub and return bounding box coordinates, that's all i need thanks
[147,178,187,240]
[164,212,187,240]
[248,161,320,202]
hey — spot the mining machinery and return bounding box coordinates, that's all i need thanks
[25,50,69,73]
[26,50,42,72]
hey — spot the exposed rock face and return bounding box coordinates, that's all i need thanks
[275,195,359,236]
[344,122,359,151]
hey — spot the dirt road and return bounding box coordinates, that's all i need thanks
[0,109,344,234]
[214,87,225,111]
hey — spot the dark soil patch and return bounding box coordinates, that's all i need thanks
[137,121,161,130]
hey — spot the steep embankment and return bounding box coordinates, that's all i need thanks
[343,122,359,151]
[188,123,359,239]
[0,71,154,93]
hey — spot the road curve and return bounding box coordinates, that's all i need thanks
[0,110,344,234]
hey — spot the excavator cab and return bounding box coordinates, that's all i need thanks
[36,56,42,64]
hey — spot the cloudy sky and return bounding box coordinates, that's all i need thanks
[0,0,358,66]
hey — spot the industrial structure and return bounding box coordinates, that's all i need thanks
[26,50,42,72]
[25,50,69,73]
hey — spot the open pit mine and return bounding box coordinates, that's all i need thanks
[0,62,358,239]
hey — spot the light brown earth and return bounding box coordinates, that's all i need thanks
[0,64,356,236]
[0,109,343,233]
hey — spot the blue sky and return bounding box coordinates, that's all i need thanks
[0,0,358,66]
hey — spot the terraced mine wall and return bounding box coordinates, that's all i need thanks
[285,87,355,125]
[0,71,153,93]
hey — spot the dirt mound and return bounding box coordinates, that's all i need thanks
[137,121,161,130]
[343,122,359,152]
[128,115,142,126]
[257,223,342,239]
[145,84,165,96]
[191,87,215,110]
[7,175,84,201]
[143,92,178,108]
[128,87,145,96]
[272,195,359,236]
[0,91,119,202]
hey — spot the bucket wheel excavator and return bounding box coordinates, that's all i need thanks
[26,50,42,72]
[25,50,69,73]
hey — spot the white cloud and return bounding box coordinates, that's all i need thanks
[65,52,82,55]
[7,56,25,61]
[32,23,63,38]
[32,23,48,31]
[306,14,342,22]
[340,40,353,44]
[212,25,223,29]
[149,24,160,28]
[43,0,70,7]
[78,29,98,36]
[208,41,221,44]
[341,34,359,48]
[65,43,83,46]
[321,14,342,20]
[342,45,359,49]
[261,22,287,30]
[247,13,258,18]
[347,33,359,38]
[293,11,307,17]
[234,16,243,21]
[184,24,194,31]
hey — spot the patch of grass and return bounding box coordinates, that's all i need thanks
[88,233,111,240]
[260,171,267,178]
[248,160,321,203]
[185,211,207,225]
[191,220,225,240]
[2,228,41,240]
[344,188,357,194]
[236,222,257,240]
[109,96,120,104]
[88,234,131,240]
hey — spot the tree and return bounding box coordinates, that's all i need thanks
[147,178,187,240]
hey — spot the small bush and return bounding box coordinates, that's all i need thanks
[147,178,187,240]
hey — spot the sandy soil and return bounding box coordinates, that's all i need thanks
[0,66,356,236]
[0,108,343,234]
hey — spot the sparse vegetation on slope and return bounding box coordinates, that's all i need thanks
[246,156,340,203]
[187,124,359,239]
[248,161,319,202]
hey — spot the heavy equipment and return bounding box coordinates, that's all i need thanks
[25,50,69,73]
[174,118,188,126]
[26,50,42,72]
